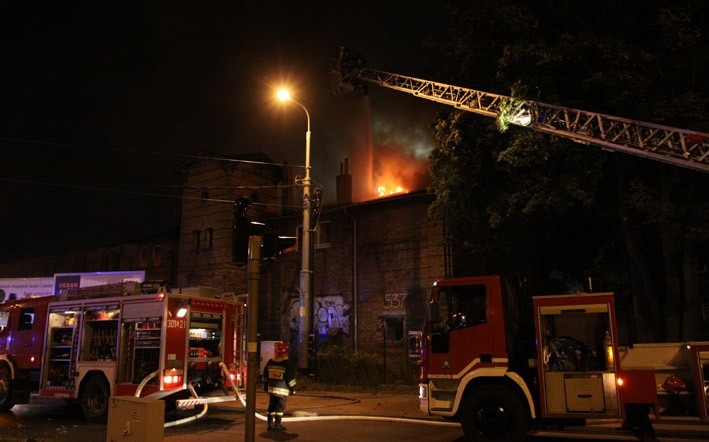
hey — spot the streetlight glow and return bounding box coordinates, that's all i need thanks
[277,88,291,102]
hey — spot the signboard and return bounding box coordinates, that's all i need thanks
[53,271,146,296]
[0,271,146,302]
[0,277,55,301]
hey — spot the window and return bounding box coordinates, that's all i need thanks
[439,284,487,330]
[384,317,404,341]
[192,229,201,250]
[315,221,332,248]
[204,228,214,250]
[139,247,148,268]
[19,308,35,331]
[0,311,9,333]
[152,246,162,266]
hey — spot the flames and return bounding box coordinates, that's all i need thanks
[369,148,425,199]
[346,116,431,202]
[377,184,405,197]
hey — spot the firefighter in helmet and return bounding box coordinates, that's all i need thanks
[263,341,296,431]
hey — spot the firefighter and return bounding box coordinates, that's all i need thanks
[262,341,296,432]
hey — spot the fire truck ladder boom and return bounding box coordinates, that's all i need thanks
[332,48,709,174]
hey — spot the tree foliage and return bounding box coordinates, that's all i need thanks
[426,0,709,341]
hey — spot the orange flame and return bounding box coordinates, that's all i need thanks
[377,184,406,197]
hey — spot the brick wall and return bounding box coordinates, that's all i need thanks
[176,154,288,293]
[262,192,446,371]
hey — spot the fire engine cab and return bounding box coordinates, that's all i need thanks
[0,282,245,422]
[418,275,709,441]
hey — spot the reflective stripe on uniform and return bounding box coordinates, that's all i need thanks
[268,386,290,396]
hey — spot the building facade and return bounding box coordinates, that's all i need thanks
[0,152,449,376]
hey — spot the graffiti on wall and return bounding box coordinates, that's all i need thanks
[289,295,350,335]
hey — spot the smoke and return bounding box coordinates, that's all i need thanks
[329,93,434,202]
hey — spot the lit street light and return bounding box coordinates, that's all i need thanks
[277,88,312,372]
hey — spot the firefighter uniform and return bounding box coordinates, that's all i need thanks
[263,342,296,431]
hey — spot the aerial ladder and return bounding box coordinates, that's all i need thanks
[331,47,709,174]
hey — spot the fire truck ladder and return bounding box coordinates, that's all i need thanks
[331,47,709,174]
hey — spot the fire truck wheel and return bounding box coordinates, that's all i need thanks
[81,375,110,422]
[460,384,528,442]
[0,368,15,411]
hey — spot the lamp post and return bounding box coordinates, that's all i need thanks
[277,89,312,371]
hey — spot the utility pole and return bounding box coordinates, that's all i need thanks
[299,120,312,371]
[244,235,262,442]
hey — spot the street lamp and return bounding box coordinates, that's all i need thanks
[277,88,312,371]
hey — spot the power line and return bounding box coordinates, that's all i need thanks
[0,176,303,209]
[0,137,306,169]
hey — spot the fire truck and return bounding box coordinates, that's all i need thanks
[332,49,709,440]
[419,276,709,441]
[0,281,246,422]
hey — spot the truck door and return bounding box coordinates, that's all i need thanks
[9,301,46,370]
[428,282,503,377]
[0,306,10,353]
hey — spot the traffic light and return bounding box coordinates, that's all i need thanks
[262,232,298,260]
[232,197,296,265]
[232,197,252,266]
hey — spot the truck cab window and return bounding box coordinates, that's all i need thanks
[0,310,9,333]
[19,308,35,330]
[448,285,486,329]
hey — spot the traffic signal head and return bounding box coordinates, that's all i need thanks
[232,197,296,264]
[262,232,297,260]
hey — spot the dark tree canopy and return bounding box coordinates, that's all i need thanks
[426,0,709,342]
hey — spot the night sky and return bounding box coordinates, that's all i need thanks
[0,1,450,261]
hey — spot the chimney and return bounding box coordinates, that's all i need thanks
[336,158,353,206]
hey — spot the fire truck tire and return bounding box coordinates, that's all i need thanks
[460,384,528,442]
[0,368,15,411]
[80,375,109,422]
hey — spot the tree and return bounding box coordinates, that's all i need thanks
[426,0,709,340]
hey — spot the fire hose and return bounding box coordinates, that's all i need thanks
[134,369,210,428]
[137,364,458,428]
[229,368,457,428]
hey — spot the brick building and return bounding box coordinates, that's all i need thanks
[0,151,449,375]
[174,153,448,366]
[175,152,295,293]
[259,191,447,357]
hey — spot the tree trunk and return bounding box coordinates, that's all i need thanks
[614,170,662,342]
[681,241,703,340]
[659,172,682,342]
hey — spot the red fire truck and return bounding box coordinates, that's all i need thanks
[0,282,245,421]
[417,275,709,441]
